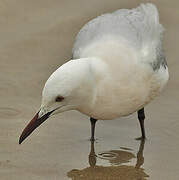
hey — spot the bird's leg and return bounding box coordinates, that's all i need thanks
[136,108,146,140]
[90,117,97,141]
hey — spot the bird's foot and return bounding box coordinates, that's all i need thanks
[89,137,98,142]
[135,136,146,141]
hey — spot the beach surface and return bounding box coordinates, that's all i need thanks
[0,0,178,179]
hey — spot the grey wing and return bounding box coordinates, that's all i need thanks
[72,3,165,65]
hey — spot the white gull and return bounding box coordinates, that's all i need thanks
[19,3,169,144]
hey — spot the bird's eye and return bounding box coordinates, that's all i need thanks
[55,96,64,102]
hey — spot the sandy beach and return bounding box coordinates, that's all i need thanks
[0,0,179,179]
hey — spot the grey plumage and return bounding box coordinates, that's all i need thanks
[151,45,167,71]
[72,3,167,71]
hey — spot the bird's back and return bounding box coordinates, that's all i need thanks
[72,3,164,63]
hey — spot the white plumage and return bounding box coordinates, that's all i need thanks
[41,3,168,120]
[66,3,168,119]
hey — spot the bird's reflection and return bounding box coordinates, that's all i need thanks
[67,140,149,180]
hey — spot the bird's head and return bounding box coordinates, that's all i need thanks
[19,59,95,144]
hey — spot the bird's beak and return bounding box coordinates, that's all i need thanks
[19,110,54,144]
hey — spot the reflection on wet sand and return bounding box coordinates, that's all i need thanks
[67,140,149,180]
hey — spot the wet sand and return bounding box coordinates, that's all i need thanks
[0,0,179,179]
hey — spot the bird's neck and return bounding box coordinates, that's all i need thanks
[74,57,108,114]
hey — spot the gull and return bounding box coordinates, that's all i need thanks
[19,3,169,144]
